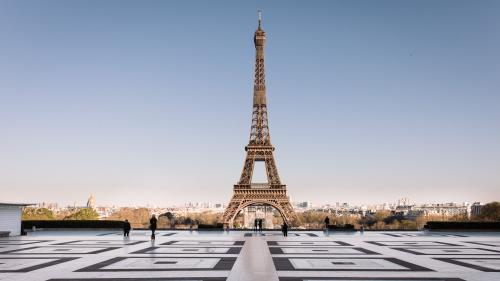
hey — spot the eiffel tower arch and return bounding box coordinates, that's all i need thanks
[223,12,297,228]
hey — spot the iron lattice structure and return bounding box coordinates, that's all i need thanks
[223,15,297,227]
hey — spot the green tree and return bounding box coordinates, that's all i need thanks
[476,202,500,221]
[106,208,150,228]
[158,211,176,228]
[415,215,428,229]
[373,210,391,222]
[65,208,99,220]
[295,211,332,228]
[22,207,55,220]
[157,215,171,228]
[164,212,174,221]
[400,220,417,230]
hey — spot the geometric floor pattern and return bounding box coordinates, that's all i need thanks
[0,230,499,281]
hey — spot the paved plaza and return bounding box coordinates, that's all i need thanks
[0,231,499,281]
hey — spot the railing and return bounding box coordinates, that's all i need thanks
[250,183,269,188]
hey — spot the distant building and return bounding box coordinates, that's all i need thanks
[397,197,410,206]
[297,201,313,209]
[413,202,469,217]
[86,195,96,209]
[471,202,483,217]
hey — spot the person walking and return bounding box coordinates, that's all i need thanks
[123,219,131,237]
[258,219,263,232]
[324,216,330,230]
[254,218,258,232]
[149,214,157,240]
[282,222,288,237]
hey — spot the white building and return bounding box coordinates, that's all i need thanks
[86,195,96,209]
[0,202,32,236]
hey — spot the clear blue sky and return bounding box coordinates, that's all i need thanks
[1,0,499,207]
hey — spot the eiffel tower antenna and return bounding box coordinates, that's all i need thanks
[223,14,297,228]
[258,10,262,28]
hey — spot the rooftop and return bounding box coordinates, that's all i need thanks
[0,202,35,207]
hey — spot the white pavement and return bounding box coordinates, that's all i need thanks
[0,230,499,281]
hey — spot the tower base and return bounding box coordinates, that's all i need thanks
[222,187,297,228]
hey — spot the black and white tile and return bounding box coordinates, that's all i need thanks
[0,239,52,245]
[0,246,120,255]
[366,241,462,247]
[272,257,433,271]
[245,232,318,237]
[382,233,467,238]
[434,257,500,272]
[279,277,465,281]
[269,247,379,255]
[392,247,500,255]
[0,257,78,272]
[0,230,498,280]
[131,246,242,255]
[463,241,500,247]
[268,241,352,247]
[47,277,226,281]
[53,240,146,246]
[161,240,245,246]
[76,256,237,272]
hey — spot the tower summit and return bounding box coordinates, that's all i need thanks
[253,10,267,106]
[223,12,297,228]
[249,10,271,148]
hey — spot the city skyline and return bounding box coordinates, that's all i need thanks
[31,195,478,209]
[1,1,499,206]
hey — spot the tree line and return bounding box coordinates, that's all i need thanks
[22,201,499,230]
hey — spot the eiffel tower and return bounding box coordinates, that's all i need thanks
[223,12,297,228]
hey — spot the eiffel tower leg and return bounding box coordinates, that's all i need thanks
[265,156,281,185]
[223,189,298,228]
[222,194,242,227]
[238,157,254,185]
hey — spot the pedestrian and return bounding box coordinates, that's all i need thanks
[282,222,288,237]
[324,216,330,230]
[254,218,258,232]
[150,214,157,240]
[123,219,131,237]
[258,219,263,232]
